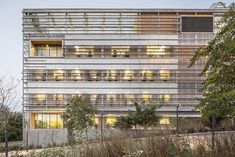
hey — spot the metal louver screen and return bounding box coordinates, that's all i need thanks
[182,17,213,32]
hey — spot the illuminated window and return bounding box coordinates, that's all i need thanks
[53,70,64,81]
[141,70,153,81]
[35,94,46,103]
[105,70,117,81]
[71,70,81,81]
[90,94,98,104]
[33,113,63,129]
[106,116,117,127]
[33,71,46,81]
[124,94,134,105]
[106,94,116,105]
[123,70,135,81]
[74,46,94,57]
[111,46,129,57]
[160,117,170,124]
[93,117,99,125]
[53,94,64,101]
[30,41,62,57]
[147,46,168,57]
[142,94,152,103]
[159,70,170,81]
[87,70,99,81]
[160,94,170,103]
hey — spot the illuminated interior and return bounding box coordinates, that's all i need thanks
[123,70,135,81]
[35,94,46,102]
[159,70,170,80]
[106,116,117,126]
[53,94,64,101]
[106,94,116,104]
[160,117,170,124]
[111,46,129,57]
[141,70,153,80]
[71,70,81,81]
[93,117,99,125]
[33,71,46,81]
[124,94,134,105]
[105,70,117,80]
[30,41,62,57]
[142,94,152,102]
[74,46,94,57]
[160,94,170,102]
[147,46,167,56]
[88,70,99,80]
[53,70,64,81]
[32,113,63,129]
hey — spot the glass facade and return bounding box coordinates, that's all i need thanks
[33,113,63,129]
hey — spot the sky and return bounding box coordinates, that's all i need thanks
[0,0,234,111]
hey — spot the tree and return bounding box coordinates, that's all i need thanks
[63,95,97,144]
[0,77,20,157]
[189,7,235,125]
[0,112,22,142]
[115,101,160,130]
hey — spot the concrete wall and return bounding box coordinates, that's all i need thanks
[27,129,67,147]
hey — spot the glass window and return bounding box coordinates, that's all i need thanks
[123,70,135,81]
[86,70,99,81]
[160,94,170,103]
[141,70,154,81]
[147,46,168,57]
[33,113,63,129]
[71,70,82,81]
[106,116,117,127]
[159,70,170,81]
[49,114,58,129]
[105,70,117,81]
[53,70,64,81]
[33,71,46,81]
[50,46,57,57]
[53,94,64,101]
[160,117,170,124]
[35,114,43,128]
[111,46,129,57]
[31,41,62,57]
[74,46,94,57]
[106,94,116,105]
[124,94,134,105]
[142,94,152,103]
[35,94,46,102]
[43,114,49,128]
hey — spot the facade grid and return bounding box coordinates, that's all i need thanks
[22,8,227,146]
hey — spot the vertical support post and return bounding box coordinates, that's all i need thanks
[212,115,215,151]
[100,112,104,142]
[176,105,179,135]
[4,114,8,157]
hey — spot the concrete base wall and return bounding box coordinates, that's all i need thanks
[26,129,68,147]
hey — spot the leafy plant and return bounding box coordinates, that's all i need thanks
[63,95,97,144]
[115,101,160,130]
[189,7,235,125]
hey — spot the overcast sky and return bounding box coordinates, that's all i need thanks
[0,0,233,110]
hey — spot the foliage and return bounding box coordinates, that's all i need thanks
[62,95,97,143]
[114,116,133,129]
[115,102,160,129]
[30,133,235,157]
[0,112,22,142]
[189,7,235,125]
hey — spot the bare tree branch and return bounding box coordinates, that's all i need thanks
[0,76,20,130]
